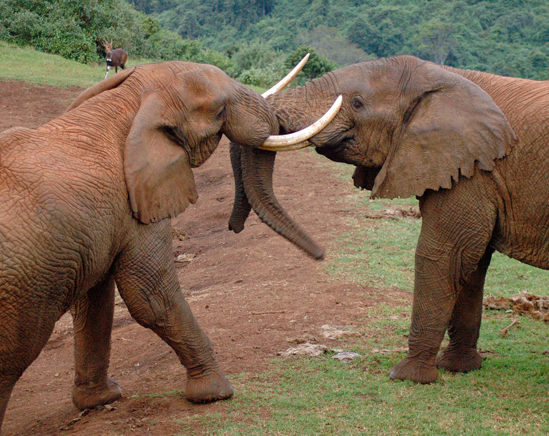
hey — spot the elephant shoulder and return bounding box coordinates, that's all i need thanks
[0,126,36,146]
[0,127,40,166]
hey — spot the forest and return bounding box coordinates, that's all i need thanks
[137,0,549,79]
[2,0,549,86]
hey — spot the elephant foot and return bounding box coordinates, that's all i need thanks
[72,378,122,410]
[436,347,482,373]
[389,356,439,384]
[185,370,234,403]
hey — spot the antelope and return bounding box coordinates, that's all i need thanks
[102,40,128,79]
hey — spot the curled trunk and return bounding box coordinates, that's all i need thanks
[228,142,324,260]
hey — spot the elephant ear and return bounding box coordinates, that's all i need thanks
[371,62,516,199]
[66,67,136,111]
[124,92,198,224]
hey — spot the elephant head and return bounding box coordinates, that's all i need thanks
[266,55,516,200]
[67,61,335,259]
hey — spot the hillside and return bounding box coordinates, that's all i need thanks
[131,0,549,79]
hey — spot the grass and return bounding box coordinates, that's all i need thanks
[179,156,549,435]
[0,41,109,87]
[174,170,549,434]
[182,319,549,436]
[0,41,267,93]
[5,42,549,435]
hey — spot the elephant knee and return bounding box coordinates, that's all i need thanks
[121,294,166,329]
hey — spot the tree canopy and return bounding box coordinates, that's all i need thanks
[0,0,233,69]
[3,0,549,86]
[130,0,549,80]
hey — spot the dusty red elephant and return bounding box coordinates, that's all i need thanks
[0,61,334,431]
[257,54,549,384]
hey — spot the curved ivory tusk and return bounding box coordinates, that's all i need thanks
[259,140,313,152]
[261,54,310,98]
[259,95,343,151]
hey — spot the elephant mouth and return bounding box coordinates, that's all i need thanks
[313,131,355,162]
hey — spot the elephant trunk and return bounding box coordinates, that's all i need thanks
[228,143,252,233]
[229,142,324,260]
[266,84,317,135]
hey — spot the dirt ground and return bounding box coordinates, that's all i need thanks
[0,80,408,435]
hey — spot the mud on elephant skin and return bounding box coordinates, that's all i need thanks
[267,54,549,384]
[0,61,325,432]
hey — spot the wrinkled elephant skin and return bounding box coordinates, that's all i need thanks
[268,55,549,384]
[0,61,298,431]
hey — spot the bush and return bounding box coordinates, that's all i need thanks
[285,46,338,84]
[0,0,233,67]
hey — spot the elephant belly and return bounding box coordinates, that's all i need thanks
[492,217,549,271]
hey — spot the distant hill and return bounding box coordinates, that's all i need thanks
[129,0,549,79]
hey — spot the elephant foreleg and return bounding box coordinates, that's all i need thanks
[71,275,121,410]
[389,249,456,384]
[436,247,493,373]
[113,222,233,403]
[389,187,496,384]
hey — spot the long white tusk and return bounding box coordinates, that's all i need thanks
[259,95,342,152]
[261,54,310,98]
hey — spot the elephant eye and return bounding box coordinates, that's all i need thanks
[351,97,364,110]
[216,106,227,120]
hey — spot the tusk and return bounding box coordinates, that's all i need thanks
[261,54,310,98]
[259,95,342,151]
[259,140,313,152]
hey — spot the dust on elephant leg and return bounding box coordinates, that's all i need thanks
[71,276,122,410]
[185,367,234,404]
[72,378,122,410]
[148,290,235,403]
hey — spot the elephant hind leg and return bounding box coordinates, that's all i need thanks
[71,275,122,410]
[0,296,59,430]
[436,247,494,373]
[0,377,16,430]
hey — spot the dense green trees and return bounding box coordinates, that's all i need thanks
[0,0,232,68]
[285,46,338,84]
[3,0,549,83]
[130,0,549,80]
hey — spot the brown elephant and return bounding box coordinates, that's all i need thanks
[0,61,332,431]
[240,54,549,384]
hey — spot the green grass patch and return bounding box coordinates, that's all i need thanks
[0,42,267,94]
[0,41,109,87]
[178,323,549,436]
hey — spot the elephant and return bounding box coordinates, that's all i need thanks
[245,54,549,384]
[0,60,334,431]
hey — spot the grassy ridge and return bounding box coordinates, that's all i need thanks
[0,41,108,87]
[0,42,266,93]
